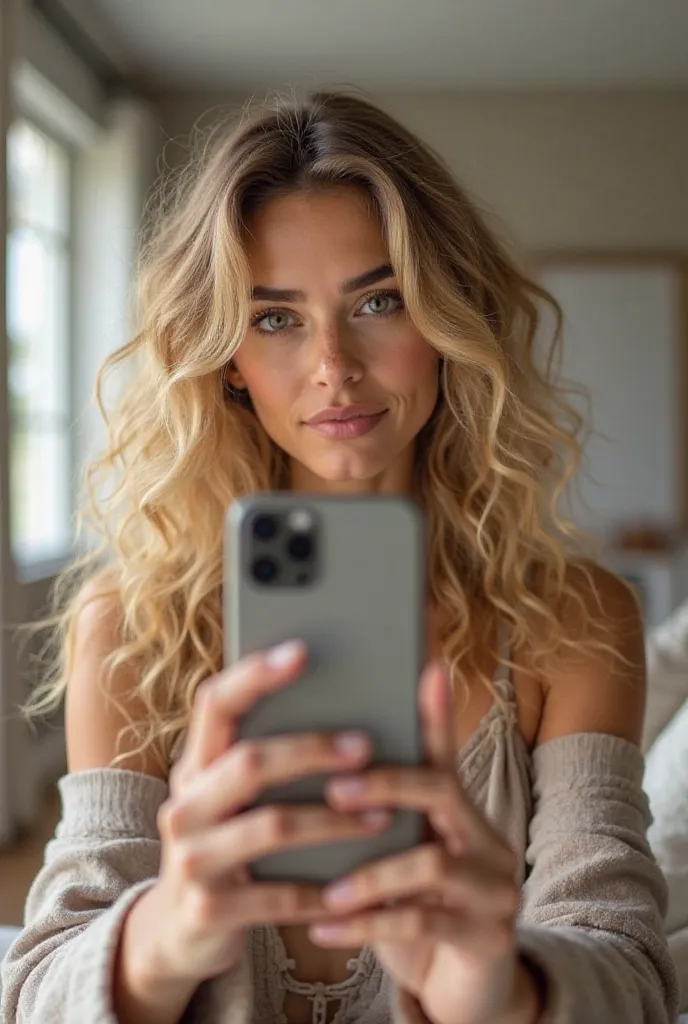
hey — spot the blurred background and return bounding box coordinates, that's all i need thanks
[0,0,687,922]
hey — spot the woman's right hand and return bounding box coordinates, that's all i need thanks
[152,640,390,984]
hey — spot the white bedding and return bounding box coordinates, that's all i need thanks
[646,694,688,1013]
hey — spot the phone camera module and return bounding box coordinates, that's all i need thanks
[246,506,318,588]
[252,556,279,584]
[252,514,278,541]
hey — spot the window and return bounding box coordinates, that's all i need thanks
[6,119,73,566]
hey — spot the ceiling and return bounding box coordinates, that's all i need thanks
[85,0,688,93]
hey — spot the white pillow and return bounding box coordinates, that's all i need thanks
[643,599,688,753]
[646,697,688,928]
[645,695,688,1011]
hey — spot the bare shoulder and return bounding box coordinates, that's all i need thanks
[534,561,646,746]
[65,570,168,780]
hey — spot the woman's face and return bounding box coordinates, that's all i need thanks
[229,186,440,493]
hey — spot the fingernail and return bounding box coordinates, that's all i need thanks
[329,777,366,799]
[311,922,347,942]
[333,732,369,759]
[359,810,390,829]
[265,640,304,669]
[323,879,354,905]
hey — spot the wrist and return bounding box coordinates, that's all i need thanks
[502,958,544,1024]
[116,883,200,996]
[400,956,544,1024]
[113,883,202,1024]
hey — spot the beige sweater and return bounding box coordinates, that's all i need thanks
[0,718,679,1023]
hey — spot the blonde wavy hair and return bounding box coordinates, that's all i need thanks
[20,88,609,772]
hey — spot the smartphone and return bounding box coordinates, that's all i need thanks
[224,493,426,884]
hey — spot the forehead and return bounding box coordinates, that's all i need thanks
[243,187,390,284]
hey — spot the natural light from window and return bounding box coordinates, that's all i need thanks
[6,118,72,567]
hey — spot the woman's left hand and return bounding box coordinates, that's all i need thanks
[310,661,541,1024]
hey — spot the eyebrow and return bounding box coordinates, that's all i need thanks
[250,263,395,302]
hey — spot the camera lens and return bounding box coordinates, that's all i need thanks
[288,533,312,561]
[252,556,278,584]
[252,514,278,541]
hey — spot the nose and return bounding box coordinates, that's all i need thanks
[309,324,364,391]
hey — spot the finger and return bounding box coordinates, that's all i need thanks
[321,843,519,918]
[174,804,392,885]
[327,765,473,849]
[180,641,307,773]
[326,767,512,867]
[310,906,513,954]
[164,730,373,834]
[419,660,454,769]
[190,881,333,929]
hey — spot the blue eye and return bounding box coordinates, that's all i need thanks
[357,290,404,317]
[250,309,296,334]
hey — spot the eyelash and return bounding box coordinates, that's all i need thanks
[249,288,405,336]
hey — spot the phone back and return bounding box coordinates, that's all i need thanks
[224,493,425,883]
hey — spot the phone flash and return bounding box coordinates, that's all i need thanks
[288,509,313,533]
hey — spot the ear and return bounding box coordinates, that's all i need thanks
[224,362,248,392]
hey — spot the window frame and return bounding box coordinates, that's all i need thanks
[6,109,77,580]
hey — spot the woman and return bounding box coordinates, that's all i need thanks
[0,90,677,1024]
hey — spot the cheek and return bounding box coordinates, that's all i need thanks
[234,350,299,414]
[379,332,439,396]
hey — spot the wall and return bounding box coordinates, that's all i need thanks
[155,89,688,252]
[16,0,107,129]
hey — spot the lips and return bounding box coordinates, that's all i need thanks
[306,404,387,426]
[305,405,388,440]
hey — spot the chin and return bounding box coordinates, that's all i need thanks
[310,451,393,483]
